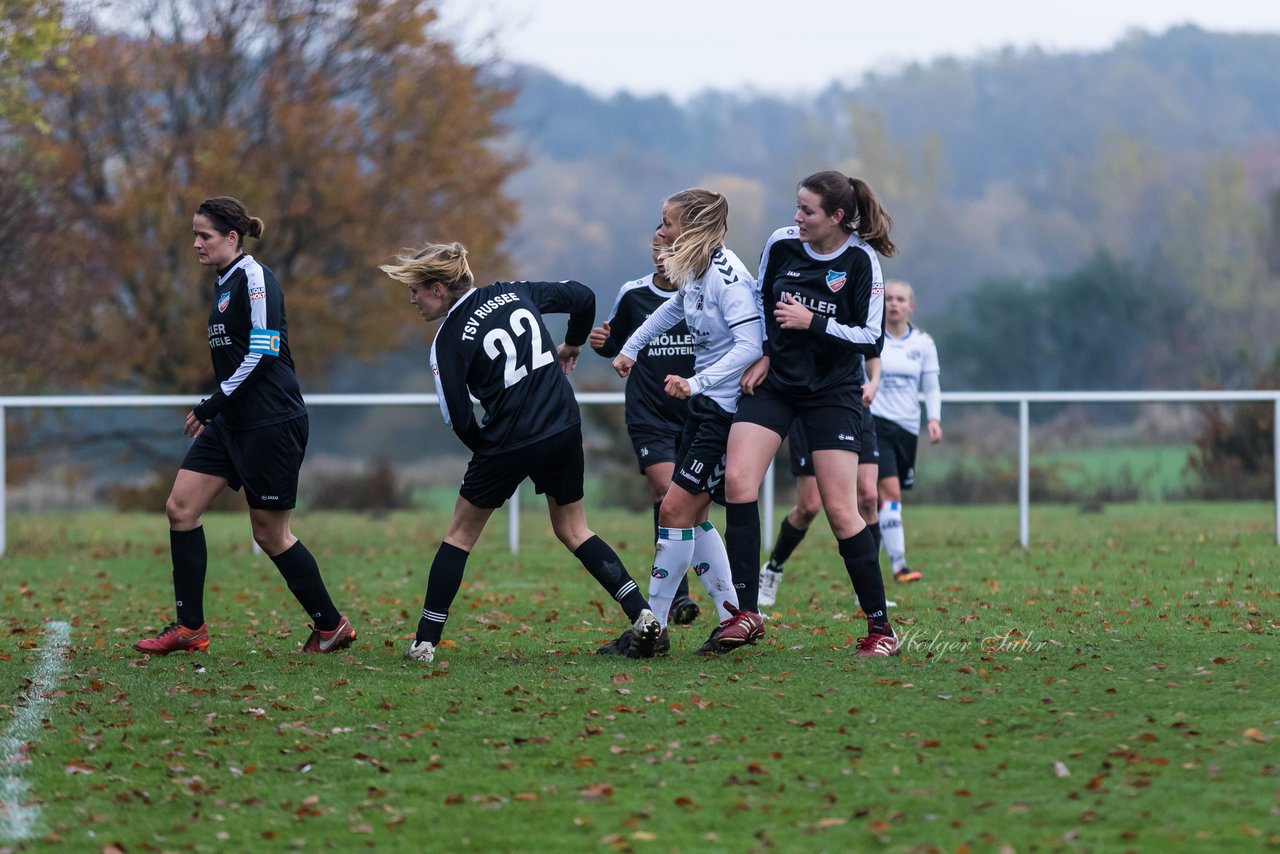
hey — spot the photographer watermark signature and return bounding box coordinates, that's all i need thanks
[895,626,1057,657]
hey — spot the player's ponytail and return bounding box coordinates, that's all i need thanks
[662,189,729,286]
[849,178,896,258]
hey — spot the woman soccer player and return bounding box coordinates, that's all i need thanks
[589,227,701,625]
[135,196,355,656]
[379,242,660,664]
[608,188,763,655]
[872,280,942,583]
[722,170,901,657]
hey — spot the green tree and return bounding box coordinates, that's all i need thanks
[0,0,79,131]
[933,253,1157,390]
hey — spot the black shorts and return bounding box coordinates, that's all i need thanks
[736,384,864,456]
[181,415,308,510]
[874,416,919,490]
[786,407,879,477]
[671,395,732,503]
[460,426,586,509]
[628,425,682,473]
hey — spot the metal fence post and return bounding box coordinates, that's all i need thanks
[1,405,6,557]
[1019,399,1030,549]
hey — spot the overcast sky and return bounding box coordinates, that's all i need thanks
[438,0,1280,101]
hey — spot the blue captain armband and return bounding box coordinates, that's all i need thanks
[249,328,281,356]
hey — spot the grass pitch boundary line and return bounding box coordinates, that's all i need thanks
[0,620,70,843]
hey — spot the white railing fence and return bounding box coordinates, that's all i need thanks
[2,390,1278,556]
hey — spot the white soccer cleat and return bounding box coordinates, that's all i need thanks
[403,640,436,663]
[759,561,783,607]
[629,608,661,658]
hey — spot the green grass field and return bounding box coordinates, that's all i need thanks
[2,503,1277,852]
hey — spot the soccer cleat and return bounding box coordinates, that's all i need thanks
[403,639,436,663]
[856,627,901,657]
[895,567,922,583]
[625,627,669,658]
[134,621,209,655]
[302,615,356,653]
[596,628,634,656]
[758,560,783,607]
[694,623,726,655]
[629,609,661,658]
[670,596,700,626]
[715,602,765,649]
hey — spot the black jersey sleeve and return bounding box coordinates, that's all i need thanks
[431,332,483,451]
[519,280,595,347]
[592,282,632,359]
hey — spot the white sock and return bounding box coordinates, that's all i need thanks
[649,527,695,629]
[689,521,738,621]
[879,500,906,573]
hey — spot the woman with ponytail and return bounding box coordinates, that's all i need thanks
[135,196,356,657]
[722,170,902,657]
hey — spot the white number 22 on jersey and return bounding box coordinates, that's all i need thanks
[483,308,556,388]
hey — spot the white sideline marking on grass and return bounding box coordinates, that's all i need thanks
[0,620,71,843]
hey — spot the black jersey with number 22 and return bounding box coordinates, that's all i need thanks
[430,280,594,455]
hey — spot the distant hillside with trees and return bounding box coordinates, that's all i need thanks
[499,25,1280,391]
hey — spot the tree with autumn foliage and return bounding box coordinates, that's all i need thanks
[10,0,518,394]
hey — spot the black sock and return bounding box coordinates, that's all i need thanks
[725,501,760,612]
[838,528,891,634]
[575,535,649,621]
[270,540,341,631]
[417,542,469,644]
[171,527,207,629]
[868,521,882,554]
[769,517,809,570]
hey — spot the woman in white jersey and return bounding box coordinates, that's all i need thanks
[607,188,764,656]
[872,280,942,583]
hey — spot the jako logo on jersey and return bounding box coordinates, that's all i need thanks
[651,567,669,579]
[693,562,710,577]
[825,270,847,293]
[838,433,854,442]
[785,270,802,278]
[217,291,230,313]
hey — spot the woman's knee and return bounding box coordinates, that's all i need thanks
[166,493,198,529]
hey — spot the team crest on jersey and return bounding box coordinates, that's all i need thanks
[217,291,230,313]
[825,270,847,293]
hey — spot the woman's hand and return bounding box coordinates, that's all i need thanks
[183,411,205,439]
[612,354,635,378]
[927,418,943,444]
[664,375,692,399]
[862,375,880,406]
[588,321,610,350]
[558,343,581,375]
[740,355,770,396]
[774,291,814,330]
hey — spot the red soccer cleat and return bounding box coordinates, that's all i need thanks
[856,628,901,657]
[715,602,765,649]
[134,622,209,655]
[302,615,356,653]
